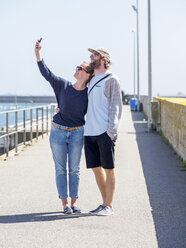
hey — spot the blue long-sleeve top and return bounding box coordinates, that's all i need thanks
[37,59,88,127]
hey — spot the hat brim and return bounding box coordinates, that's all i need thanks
[88,48,99,54]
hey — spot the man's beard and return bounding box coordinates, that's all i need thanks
[90,59,101,70]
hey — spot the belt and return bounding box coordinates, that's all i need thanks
[52,123,82,131]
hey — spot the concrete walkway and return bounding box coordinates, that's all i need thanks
[0,106,186,248]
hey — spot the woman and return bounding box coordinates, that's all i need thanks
[35,40,93,214]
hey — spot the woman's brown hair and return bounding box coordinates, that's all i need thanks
[83,62,94,85]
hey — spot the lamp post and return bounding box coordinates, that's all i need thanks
[147,0,152,131]
[132,0,140,110]
[132,29,136,97]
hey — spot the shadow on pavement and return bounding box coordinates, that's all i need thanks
[131,110,186,248]
[0,211,94,224]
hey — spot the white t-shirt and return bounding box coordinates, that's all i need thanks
[84,71,122,138]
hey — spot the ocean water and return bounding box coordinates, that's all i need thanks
[0,103,53,128]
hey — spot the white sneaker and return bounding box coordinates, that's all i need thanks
[96,206,114,216]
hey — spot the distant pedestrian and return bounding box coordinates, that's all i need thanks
[35,40,93,214]
[84,48,122,216]
[121,90,125,105]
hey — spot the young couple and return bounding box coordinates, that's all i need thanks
[35,40,122,216]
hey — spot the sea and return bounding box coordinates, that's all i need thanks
[0,103,52,129]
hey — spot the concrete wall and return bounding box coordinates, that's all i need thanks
[153,98,186,161]
[139,96,186,160]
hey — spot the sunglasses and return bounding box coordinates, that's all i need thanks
[90,53,100,57]
[76,66,88,73]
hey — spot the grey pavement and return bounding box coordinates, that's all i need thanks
[1,105,186,248]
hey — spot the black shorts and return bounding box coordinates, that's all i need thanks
[84,132,115,169]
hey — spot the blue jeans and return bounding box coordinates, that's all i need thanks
[50,122,84,199]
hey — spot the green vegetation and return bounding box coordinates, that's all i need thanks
[152,124,157,131]
[159,131,173,150]
[180,160,186,171]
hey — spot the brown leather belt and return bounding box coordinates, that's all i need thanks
[52,122,82,131]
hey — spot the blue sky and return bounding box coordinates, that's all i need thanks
[0,0,185,96]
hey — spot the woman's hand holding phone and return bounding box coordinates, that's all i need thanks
[35,38,42,61]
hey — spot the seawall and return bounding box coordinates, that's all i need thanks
[0,96,56,103]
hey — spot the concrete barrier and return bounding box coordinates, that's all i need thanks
[153,97,186,161]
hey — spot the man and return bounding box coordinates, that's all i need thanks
[84,48,122,216]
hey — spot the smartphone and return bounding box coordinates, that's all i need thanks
[39,38,42,43]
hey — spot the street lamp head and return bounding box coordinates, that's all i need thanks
[132,29,136,33]
[132,5,138,12]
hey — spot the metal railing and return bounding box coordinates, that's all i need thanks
[0,104,57,157]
